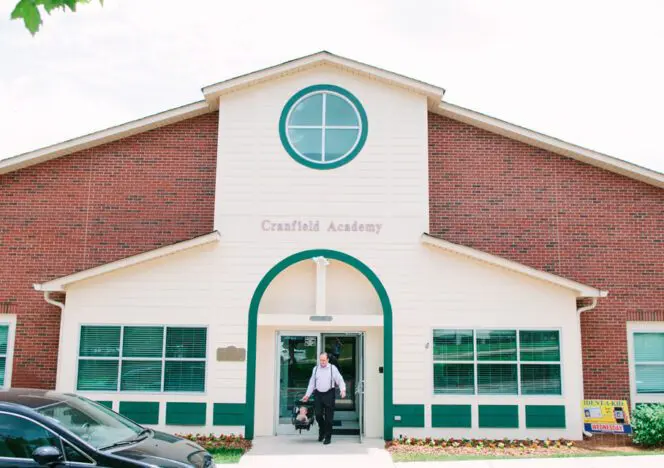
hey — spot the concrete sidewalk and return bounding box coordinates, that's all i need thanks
[395,455,664,468]
[238,435,393,468]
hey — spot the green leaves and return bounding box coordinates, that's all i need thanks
[11,0,100,35]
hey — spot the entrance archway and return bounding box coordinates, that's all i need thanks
[244,249,393,440]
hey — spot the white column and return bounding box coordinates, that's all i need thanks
[312,256,330,316]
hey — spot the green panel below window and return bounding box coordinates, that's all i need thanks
[166,402,206,425]
[96,401,113,409]
[432,405,471,428]
[479,405,519,428]
[120,401,160,425]
[526,405,566,428]
[393,405,424,427]
[213,403,246,426]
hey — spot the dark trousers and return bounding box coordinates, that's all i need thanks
[314,389,335,440]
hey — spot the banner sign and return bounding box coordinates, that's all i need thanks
[582,400,632,434]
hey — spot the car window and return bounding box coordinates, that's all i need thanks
[63,441,94,464]
[0,412,62,460]
[36,396,142,450]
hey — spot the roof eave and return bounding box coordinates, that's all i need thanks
[421,233,608,298]
[0,101,211,176]
[33,231,221,292]
[434,102,664,190]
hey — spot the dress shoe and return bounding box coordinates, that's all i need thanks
[323,438,331,445]
[318,434,324,442]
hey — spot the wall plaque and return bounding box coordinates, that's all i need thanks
[216,346,246,362]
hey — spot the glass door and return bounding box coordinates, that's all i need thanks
[276,333,319,434]
[356,332,365,442]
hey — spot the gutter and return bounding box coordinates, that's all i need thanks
[42,292,66,391]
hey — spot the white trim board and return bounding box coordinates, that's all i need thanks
[34,231,221,292]
[434,102,664,190]
[421,233,608,298]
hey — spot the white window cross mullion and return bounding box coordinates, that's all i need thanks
[321,92,327,162]
[161,327,167,392]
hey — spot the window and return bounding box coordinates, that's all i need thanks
[279,84,368,169]
[0,325,8,388]
[633,332,664,395]
[0,413,62,460]
[77,325,207,393]
[433,329,562,396]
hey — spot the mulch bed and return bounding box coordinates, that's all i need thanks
[386,437,660,458]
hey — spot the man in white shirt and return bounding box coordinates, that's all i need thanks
[302,352,346,444]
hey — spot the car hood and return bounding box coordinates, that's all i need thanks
[109,430,213,468]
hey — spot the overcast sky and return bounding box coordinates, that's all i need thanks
[1,0,663,173]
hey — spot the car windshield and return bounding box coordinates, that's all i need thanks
[35,395,143,449]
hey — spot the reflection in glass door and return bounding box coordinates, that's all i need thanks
[277,334,319,427]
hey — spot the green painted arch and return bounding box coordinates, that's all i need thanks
[244,249,393,440]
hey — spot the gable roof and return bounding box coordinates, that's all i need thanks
[1,51,663,190]
[421,233,608,298]
[34,231,220,292]
[201,50,445,109]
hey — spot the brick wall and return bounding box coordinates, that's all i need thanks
[428,112,664,401]
[0,112,219,388]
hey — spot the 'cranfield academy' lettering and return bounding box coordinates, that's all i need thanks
[261,219,382,235]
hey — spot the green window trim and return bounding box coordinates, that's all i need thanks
[433,328,562,396]
[279,84,368,170]
[77,325,207,393]
[245,249,393,441]
[633,332,664,395]
[0,324,9,388]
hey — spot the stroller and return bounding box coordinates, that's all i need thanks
[291,398,315,434]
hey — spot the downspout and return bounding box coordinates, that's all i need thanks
[576,295,602,437]
[43,291,66,390]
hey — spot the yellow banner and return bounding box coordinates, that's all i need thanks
[582,400,630,425]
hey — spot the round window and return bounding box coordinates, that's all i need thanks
[279,84,368,169]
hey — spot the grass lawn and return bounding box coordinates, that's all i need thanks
[209,448,245,464]
[392,449,664,463]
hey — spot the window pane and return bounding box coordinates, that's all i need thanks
[477,364,518,394]
[325,93,358,126]
[634,333,664,362]
[0,413,61,459]
[0,357,5,387]
[77,360,118,391]
[521,364,562,395]
[635,364,664,393]
[477,330,517,361]
[325,129,358,162]
[79,326,120,357]
[433,330,474,361]
[166,328,207,359]
[0,325,8,354]
[120,360,162,392]
[123,326,163,358]
[433,363,474,394]
[288,128,322,161]
[289,93,323,126]
[164,361,205,392]
[520,330,560,361]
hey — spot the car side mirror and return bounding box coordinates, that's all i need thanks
[32,445,63,466]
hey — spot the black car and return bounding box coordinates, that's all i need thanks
[0,388,214,467]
